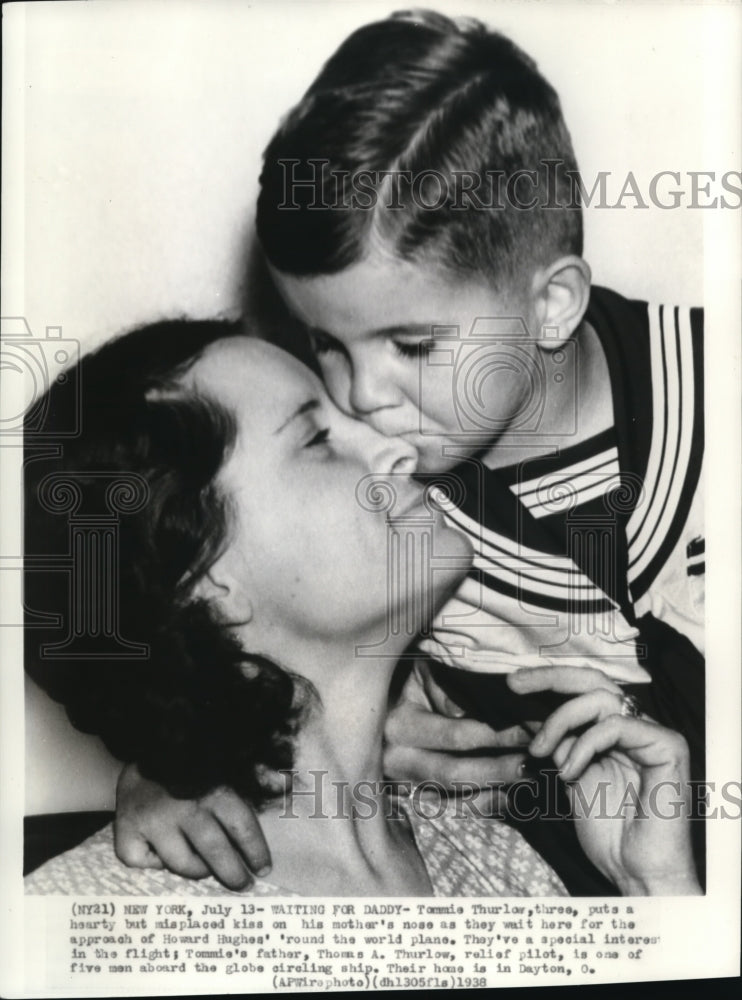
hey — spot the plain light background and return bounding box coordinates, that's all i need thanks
[12,0,710,357]
[2,0,724,812]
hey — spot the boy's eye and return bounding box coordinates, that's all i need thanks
[305,427,330,448]
[391,338,435,359]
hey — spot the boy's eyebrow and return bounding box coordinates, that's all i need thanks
[307,322,444,345]
[314,323,440,339]
[274,399,320,434]
[373,324,440,338]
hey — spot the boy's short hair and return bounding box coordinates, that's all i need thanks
[257,8,582,287]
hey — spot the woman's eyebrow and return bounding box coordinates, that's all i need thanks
[274,399,320,435]
[308,325,342,346]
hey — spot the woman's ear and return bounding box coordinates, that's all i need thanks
[531,255,591,351]
[191,564,254,626]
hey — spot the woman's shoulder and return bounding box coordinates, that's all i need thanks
[25,823,299,897]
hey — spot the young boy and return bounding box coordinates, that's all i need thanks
[115,9,704,893]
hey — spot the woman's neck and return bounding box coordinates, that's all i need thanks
[256,641,433,896]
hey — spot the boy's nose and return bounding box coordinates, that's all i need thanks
[348,358,397,416]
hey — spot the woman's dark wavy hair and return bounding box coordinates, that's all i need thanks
[257,9,582,285]
[24,319,302,805]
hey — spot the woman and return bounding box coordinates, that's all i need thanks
[25,319,699,896]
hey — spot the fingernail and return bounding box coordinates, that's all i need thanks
[256,865,272,878]
[530,731,546,752]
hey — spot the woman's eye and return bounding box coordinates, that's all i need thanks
[311,335,338,356]
[305,428,330,448]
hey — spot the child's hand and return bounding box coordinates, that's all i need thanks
[512,665,701,895]
[384,660,531,799]
[114,764,271,890]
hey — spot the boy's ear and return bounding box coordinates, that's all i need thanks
[531,255,591,350]
[191,563,254,626]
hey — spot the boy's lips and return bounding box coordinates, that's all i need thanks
[398,429,442,447]
[382,428,422,440]
[400,427,459,443]
[388,484,445,520]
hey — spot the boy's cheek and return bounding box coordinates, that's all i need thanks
[318,360,354,414]
[415,368,460,435]
[411,373,485,470]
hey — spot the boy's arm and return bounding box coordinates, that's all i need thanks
[114,765,272,890]
[383,659,531,794]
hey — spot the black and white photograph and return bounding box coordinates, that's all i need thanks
[1,0,740,994]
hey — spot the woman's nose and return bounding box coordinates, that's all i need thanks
[369,436,418,477]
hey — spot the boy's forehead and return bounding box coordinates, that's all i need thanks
[271,258,514,338]
[271,259,398,328]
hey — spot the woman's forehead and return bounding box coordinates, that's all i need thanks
[184,336,321,418]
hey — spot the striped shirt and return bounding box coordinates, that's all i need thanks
[418,286,704,682]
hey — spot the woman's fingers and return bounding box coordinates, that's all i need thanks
[559,715,690,782]
[508,664,624,698]
[399,661,435,710]
[549,734,578,770]
[418,663,467,718]
[528,688,627,759]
